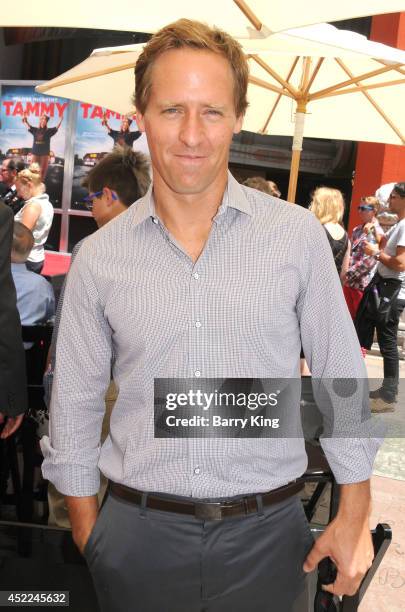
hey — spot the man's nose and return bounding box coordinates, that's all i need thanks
[179,113,204,148]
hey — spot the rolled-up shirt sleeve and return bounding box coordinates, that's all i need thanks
[41,245,113,496]
[297,214,382,484]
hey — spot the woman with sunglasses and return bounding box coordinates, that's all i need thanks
[343,197,384,319]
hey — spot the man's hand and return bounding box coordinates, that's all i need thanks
[363,241,379,257]
[0,412,24,439]
[303,515,374,596]
[303,481,374,597]
[65,495,99,555]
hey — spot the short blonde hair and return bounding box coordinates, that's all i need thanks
[134,19,249,117]
[17,163,42,188]
[310,187,345,224]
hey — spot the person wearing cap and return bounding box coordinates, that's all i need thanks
[344,196,384,320]
[42,19,379,612]
[22,113,63,180]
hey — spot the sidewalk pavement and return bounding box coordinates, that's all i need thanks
[359,355,405,611]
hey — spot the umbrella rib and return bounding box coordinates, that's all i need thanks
[262,57,300,133]
[36,61,138,92]
[233,0,262,31]
[335,59,405,145]
[314,76,405,98]
[248,75,294,97]
[299,57,312,92]
[308,62,403,101]
[375,59,405,76]
[302,58,324,97]
[249,55,299,97]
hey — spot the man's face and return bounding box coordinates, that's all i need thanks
[136,48,243,197]
[39,116,47,128]
[1,160,15,187]
[388,190,405,215]
[358,206,375,224]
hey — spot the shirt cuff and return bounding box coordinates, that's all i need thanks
[40,436,101,496]
[320,437,382,484]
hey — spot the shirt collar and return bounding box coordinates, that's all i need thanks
[131,171,252,229]
[130,183,155,228]
[221,171,252,217]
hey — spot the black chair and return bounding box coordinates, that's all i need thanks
[21,324,53,522]
[22,324,54,403]
[0,325,54,522]
[300,381,392,611]
[0,426,22,519]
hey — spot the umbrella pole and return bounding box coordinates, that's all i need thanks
[287,103,306,203]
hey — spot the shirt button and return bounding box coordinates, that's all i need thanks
[152,217,158,224]
[194,370,201,377]
[195,321,202,328]
[194,467,201,475]
[193,272,199,280]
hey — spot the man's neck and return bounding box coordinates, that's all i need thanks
[153,173,228,231]
[98,202,128,228]
[152,171,229,262]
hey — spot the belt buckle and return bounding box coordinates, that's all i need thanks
[194,502,223,520]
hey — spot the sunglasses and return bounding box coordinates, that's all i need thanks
[84,190,103,210]
[358,205,374,212]
[83,190,118,210]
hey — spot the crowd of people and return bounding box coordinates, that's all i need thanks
[0,17,404,612]
[245,174,405,412]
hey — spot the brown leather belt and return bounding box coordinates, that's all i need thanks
[108,480,304,521]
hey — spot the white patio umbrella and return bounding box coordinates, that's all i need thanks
[244,29,405,200]
[2,0,405,37]
[36,23,405,202]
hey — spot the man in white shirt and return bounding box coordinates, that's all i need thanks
[364,182,405,411]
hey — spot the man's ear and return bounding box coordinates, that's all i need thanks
[233,114,244,135]
[103,187,115,205]
[136,111,146,133]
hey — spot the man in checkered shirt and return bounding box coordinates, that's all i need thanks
[42,18,380,612]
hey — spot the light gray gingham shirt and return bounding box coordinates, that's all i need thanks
[41,173,380,497]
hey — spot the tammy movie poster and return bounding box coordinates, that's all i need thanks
[71,103,149,209]
[0,84,68,208]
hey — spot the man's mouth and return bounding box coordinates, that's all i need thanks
[175,154,206,160]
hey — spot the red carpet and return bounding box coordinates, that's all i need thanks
[42,251,71,276]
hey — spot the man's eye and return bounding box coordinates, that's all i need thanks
[163,108,179,114]
[206,109,222,116]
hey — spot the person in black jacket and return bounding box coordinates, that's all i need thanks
[0,157,26,215]
[0,201,27,438]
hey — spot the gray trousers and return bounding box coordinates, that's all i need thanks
[83,491,315,612]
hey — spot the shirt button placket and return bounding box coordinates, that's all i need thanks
[190,267,203,379]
